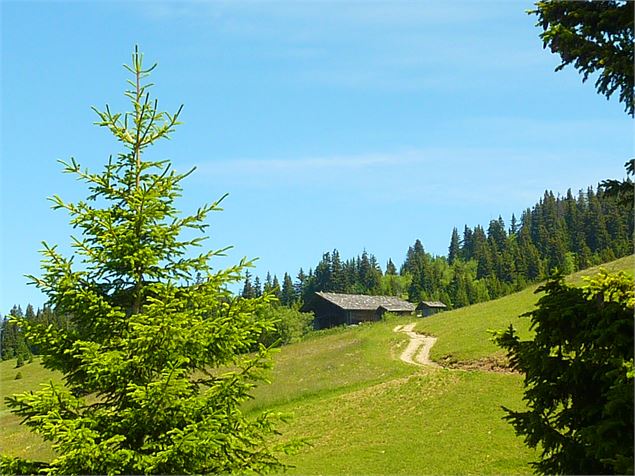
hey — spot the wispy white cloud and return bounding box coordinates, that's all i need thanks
[193,150,420,176]
[189,142,619,211]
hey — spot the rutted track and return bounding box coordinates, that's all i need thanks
[393,323,441,368]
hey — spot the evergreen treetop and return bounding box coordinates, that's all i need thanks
[1,47,291,475]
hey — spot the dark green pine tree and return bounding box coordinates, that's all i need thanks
[401,239,425,275]
[576,237,594,270]
[585,187,611,253]
[404,241,427,301]
[1,316,18,360]
[461,225,474,260]
[280,273,296,306]
[488,216,508,252]
[563,189,580,251]
[241,270,256,299]
[530,200,549,255]
[271,275,281,299]
[295,268,306,299]
[428,258,448,300]
[509,213,519,236]
[15,304,34,365]
[2,305,31,365]
[343,259,358,292]
[385,258,397,275]
[358,251,382,294]
[546,230,571,274]
[331,249,345,292]
[448,227,461,265]
[368,254,383,294]
[408,266,424,302]
[499,247,518,284]
[600,189,630,256]
[449,267,470,308]
[1,48,291,475]
[601,159,635,209]
[253,276,262,298]
[300,269,315,303]
[530,0,634,116]
[313,252,332,291]
[541,191,562,234]
[473,226,494,279]
[263,272,273,294]
[518,216,545,281]
[36,303,69,331]
[496,271,634,475]
[486,217,507,281]
[10,305,23,318]
[24,304,35,321]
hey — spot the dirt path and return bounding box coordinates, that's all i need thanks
[393,323,441,368]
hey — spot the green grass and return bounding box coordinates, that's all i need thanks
[277,370,536,475]
[246,318,413,413]
[1,255,631,473]
[566,254,634,283]
[414,255,634,365]
[0,358,60,460]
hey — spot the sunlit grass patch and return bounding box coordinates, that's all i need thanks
[277,370,536,475]
[415,255,634,365]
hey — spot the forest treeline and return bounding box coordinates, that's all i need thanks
[243,186,633,308]
[2,184,633,361]
[0,304,70,364]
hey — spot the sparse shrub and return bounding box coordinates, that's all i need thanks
[258,305,314,347]
[14,372,22,380]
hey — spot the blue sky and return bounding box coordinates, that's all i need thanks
[1,1,632,312]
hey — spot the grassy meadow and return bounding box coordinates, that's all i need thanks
[276,369,535,475]
[0,358,60,461]
[1,255,632,473]
[415,254,635,366]
[245,320,413,413]
[260,319,538,474]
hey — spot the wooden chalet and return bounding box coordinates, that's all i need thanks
[303,292,415,329]
[416,300,447,317]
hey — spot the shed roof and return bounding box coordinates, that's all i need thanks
[315,292,415,312]
[417,301,447,309]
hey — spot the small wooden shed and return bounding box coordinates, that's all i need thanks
[416,301,447,317]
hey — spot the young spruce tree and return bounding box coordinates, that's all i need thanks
[1,48,291,475]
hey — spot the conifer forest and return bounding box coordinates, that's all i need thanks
[4,184,632,361]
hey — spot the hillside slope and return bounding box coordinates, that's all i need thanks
[414,254,634,366]
[252,255,633,473]
[1,255,632,473]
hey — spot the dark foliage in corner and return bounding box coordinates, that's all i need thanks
[496,271,634,475]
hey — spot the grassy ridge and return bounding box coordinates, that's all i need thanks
[246,320,413,412]
[415,254,634,365]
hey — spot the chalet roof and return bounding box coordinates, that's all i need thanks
[315,292,416,312]
[417,301,447,309]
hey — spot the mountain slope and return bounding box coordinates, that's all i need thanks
[1,255,632,473]
[252,255,633,474]
[414,254,634,366]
